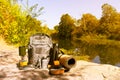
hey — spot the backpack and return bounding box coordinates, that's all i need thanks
[28,33,53,68]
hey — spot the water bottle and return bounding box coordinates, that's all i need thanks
[41,58,49,69]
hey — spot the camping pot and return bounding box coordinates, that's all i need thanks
[19,46,26,56]
[19,60,28,67]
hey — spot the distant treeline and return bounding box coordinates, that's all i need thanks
[0,0,120,47]
[52,3,120,47]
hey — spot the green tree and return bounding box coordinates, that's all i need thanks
[0,0,43,46]
[72,14,99,40]
[80,13,99,34]
[58,14,75,39]
[50,25,59,40]
[19,0,44,18]
[72,19,83,39]
[41,25,52,35]
[99,3,120,40]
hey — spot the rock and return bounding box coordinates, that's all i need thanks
[70,60,120,80]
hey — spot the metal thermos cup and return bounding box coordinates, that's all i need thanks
[42,58,49,69]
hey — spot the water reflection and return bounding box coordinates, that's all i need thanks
[92,56,100,64]
[58,39,120,67]
[115,63,120,67]
[58,39,73,50]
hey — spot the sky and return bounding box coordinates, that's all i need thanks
[19,0,120,29]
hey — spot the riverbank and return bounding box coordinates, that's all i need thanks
[0,38,120,80]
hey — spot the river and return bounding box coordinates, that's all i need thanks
[57,39,120,67]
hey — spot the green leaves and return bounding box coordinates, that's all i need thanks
[99,4,120,40]
[57,14,75,39]
[0,0,43,46]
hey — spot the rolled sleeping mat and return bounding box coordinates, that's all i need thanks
[59,55,76,69]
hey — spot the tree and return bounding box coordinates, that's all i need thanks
[99,3,120,40]
[72,13,99,40]
[0,0,43,46]
[58,14,75,39]
[80,13,99,34]
[19,0,44,18]
[72,19,83,39]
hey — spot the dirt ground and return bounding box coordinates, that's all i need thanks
[0,37,81,80]
[0,37,120,80]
